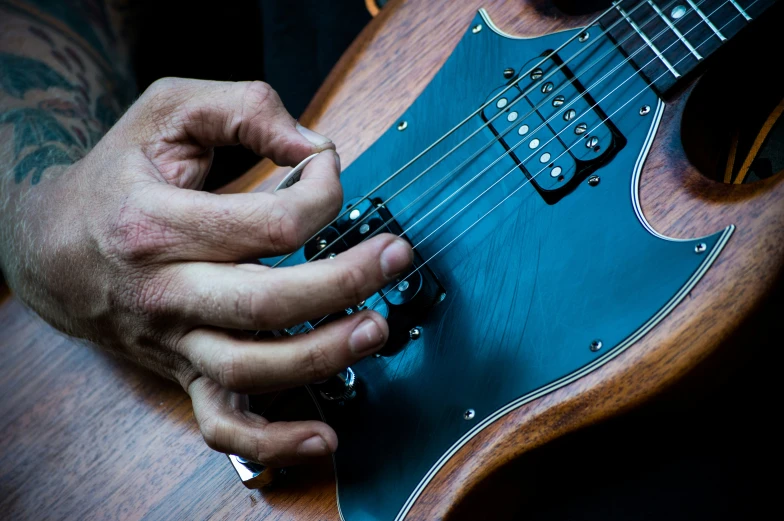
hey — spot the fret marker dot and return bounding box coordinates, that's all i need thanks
[540,152,551,163]
[507,111,518,122]
[518,124,529,135]
[496,98,508,109]
[529,138,540,149]
[550,166,562,178]
[671,5,686,19]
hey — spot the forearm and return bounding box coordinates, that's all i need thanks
[0,0,136,283]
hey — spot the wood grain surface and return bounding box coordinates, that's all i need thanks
[2,1,782,520]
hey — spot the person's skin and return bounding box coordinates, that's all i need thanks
[0,1,412,466]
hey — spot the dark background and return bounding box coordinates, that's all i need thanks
[131,1,782,519]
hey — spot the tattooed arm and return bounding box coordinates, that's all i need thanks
[0,1,411,467]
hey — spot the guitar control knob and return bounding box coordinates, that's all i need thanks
[316,367,357,401]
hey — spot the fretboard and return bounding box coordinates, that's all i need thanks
[600,0,778,94]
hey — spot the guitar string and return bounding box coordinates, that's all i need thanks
[272,0,654,268]
[312,0,722,329]
[357,0,754,311]
[299,0,688,266]
[331,0,703,253]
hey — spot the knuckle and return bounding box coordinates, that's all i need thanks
[214,350,250,391]
[130,273,177,317]
[304,340,336,381]
[243,81,276,112]
[334,266,369,304]
[262,203,302,253]
[107,201,178,262]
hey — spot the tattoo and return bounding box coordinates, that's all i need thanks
[0,2,134,186]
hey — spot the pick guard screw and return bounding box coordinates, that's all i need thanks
[588,175,600,186]
[472,24,482,34]
[464,409,476,420]
[397,120,408,131]
[590,339,603,352]
[640,105,651,116]
[695,243,707,254]
[503,68,515,79]
[409,327,422,340]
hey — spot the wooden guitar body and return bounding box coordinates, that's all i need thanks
[1,1,782,520]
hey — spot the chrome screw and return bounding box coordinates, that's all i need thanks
[472,24,482,34]
[409,327,422,340]
[639,105,651,116]
[464,409,476,420]
[531,68,543,80]
[503,68,515,79]
[588,175,600,186]
[397,120,408,131]
[590,339,603,352]
[318,239,328,249]
[578,31,590,42]
[575,123,588,135]
[695,243,707,254]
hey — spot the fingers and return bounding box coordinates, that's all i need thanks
[138,149,343,261]
[131,78,334,168]
[189,376,337,467]
[168,234,413,331]
[181,310,388,394]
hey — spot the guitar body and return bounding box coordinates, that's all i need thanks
[1,1,782,520]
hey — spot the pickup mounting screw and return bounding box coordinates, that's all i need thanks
[409,327,422,340]
[359,223,370,234]
[640,105,651,116]
[464,409,476,420]
[397,120,408,131]
[318,238,328,249]
[590,339,603,352]
[578,31,590,42]
[588,175,600,186]
[564,109,576,121]
[472,24,482,34]
[575,123,588,135]
[503,68,515,79]
[541,82,554,93]
[695,243,707,254]
[530,68,543,80]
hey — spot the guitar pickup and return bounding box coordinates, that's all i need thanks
[481,54,624,203]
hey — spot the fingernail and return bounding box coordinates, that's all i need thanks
[297,122,332,147]
[349,318,385,356]
[297,435,331,457]
[380,239,413,279]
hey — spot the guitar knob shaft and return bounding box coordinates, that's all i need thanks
[316,367,357,401]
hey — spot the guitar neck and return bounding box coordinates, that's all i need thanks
[601,0,778,95]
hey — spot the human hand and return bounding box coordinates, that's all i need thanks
[0,78,413,466]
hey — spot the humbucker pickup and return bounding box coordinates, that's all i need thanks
[481,54,625,203]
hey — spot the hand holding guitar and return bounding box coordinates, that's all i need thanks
[0,78,413,467]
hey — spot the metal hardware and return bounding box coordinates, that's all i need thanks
[438,292,447,303]
[359,223,370,234]
[472,24,482,34]
[517,124,529,135]
[397,120,408,131]
[552,95,565,107]
[575,122,588,135]
[464,409,476,420]
[564,109,576,121]
[349,209,361,220]
[503,67,515,79]
[590,339,603,352]
[578,31,590,42]
[550,166,563,178]
[507,111,518,122]
[496,98,508,108]
[588,175,600,186]
[530,68,543,80]
[671,4,686,18]
[409,327,422,340]
[318,238,328,249]
[328,253,337,259]
[540,152,551,163]
[695,243,707,254]
[541,82,554,93]
[397,281,410,292]
[586,136,599,148]
[529,138,540,149]
[319,367,357,401]
[639,105,651,116]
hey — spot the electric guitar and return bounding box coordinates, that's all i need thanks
[2,1,782,520]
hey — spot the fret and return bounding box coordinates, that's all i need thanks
[685,0,727,41]
[728,0,753,21]
[647,0,703,60]
[613,1,681,78]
